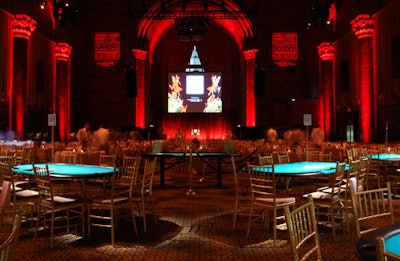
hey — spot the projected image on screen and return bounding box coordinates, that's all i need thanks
[168,72,222,113]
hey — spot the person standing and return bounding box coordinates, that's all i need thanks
[76,123,92,145]
[93,124,110,152]
[175,128,183,140]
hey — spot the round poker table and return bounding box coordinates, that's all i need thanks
[12,163,115,178]
[356,222,400,260]
[371,153,400,161]
[254,161,340,177]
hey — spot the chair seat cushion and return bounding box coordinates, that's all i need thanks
[15,189,39,198]
[90,196,129,205]
[255,196,295,206]
[41,196,83,208]
[303,191,339,201]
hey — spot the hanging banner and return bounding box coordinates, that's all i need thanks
[94,32,121,66]
[272,33,298,66]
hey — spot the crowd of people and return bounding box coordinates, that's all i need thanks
[75,123,110,152]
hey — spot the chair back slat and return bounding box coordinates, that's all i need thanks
[258,154,273,165]
[284,195,322,261]
[0,214,21,261]
[350,182,395,238]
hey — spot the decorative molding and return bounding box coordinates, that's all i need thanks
[243,49,258,60]
[317,42,334,61]
[351,14,374,39]
[132,49,148,60]
[12,14,36,39]
[55,43,72,61]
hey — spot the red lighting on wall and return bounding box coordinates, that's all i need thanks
[351,14,374,143]
[317,42,334,61]
[132,49,147,129]
[317,42,334,141]
[244,49,258,127]
[55,42,72,61]
[11,14,36,39]
[55,42,72,141]
[351,14,374,39]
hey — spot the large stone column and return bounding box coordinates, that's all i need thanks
[243,49,258,127]
[11,14,36,139]
[55,43,72,141]
[317,42,334,141]
[132,49,147,129]
[351,14,375,143]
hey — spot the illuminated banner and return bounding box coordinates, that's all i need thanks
[94,32,120,66]
[272,33,298,64]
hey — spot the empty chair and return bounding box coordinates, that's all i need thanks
[366,155,381,189]
[284,195,322,261]
[60,153,77,164]
[308,151,321,162]
[0,156,15,166]
[14,149,31,164]
[118,155,141,183]
[357,156,369,191]
[0,214,22,261]
[0,181,11,227]
[87,166,138,246]
[0,163,39,227]
[258,154,273,165]
[303,162,346,238]
[341,159,361,232]
[346,148,353,162]
[99,155,116,167]
[376,236,400,261]
[81,151,100,165]
[277,153,290,163]
[350,181,394,238]
[246,163,296,246]
[232,156,252,230]
[319,152,332,161]
[131,158,158,233]
[33,164,85,248]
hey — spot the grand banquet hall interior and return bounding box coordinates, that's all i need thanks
[0,0,400,260]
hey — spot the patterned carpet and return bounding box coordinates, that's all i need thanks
[2,164,399,261]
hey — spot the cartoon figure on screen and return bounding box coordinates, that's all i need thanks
[206,75,221,99]
[203,74,222,113]
[169,74,183,100]
[168,74,188,112]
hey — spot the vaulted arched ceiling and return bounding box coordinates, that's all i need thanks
[138,0,253,63]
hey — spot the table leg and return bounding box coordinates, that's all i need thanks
[217,158,222,188]
[159,158,165,187]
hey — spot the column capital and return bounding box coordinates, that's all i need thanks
[132,49,148,60]
[55,43,72,61]
[351,14,374,39]
[12,14,36,39]
[243,49,259,60]
[317,42,334,61]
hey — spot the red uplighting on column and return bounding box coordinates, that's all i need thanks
[243,49,258,127]
[351,15,374,39]
[12,14,36,140]
[317,42,334,141]
[132,49,147,129]
[317,42,334,61]
[55,43,72,141]
[12,14,36,39]
[55,42,72,61]
[351,14,374,143]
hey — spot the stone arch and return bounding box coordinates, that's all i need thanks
[138,0,254,64]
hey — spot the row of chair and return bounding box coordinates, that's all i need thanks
[0,155,158,248]
[231,154,398,260]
